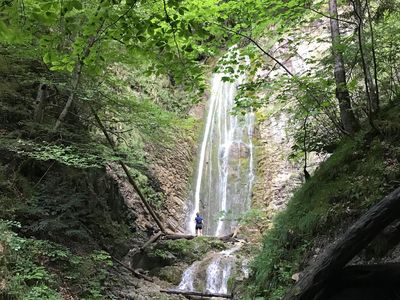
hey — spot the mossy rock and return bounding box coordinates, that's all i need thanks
[158,265,186,285]
[150,237,227,264]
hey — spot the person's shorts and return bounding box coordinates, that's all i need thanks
[195,224,203,230]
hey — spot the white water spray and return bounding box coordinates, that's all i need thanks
[187,53,255,236]
[178,261,201,291]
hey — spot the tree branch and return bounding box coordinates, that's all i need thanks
[299,4,357,26]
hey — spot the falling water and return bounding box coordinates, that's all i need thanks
[177,261,201,291]
[176,242,244,294]
[176,51,255,296]
[205,243,242,293]
[186,54,255,237]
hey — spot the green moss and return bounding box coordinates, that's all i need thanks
[159,265,185,285]
[150,237,226,263]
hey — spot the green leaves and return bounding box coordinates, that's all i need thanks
[43,52,76,72]
[69,0,83,10]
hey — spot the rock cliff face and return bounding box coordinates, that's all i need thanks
[106,164,155,233]
[147,133,197,233]
[253,113,302,218]
[251,20,331,224]
[106,115,201,236]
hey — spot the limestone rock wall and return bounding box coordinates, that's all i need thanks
[147,133,198,233]
[251,19,331,226]
[253,113,302,218]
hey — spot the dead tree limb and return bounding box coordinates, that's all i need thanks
[160,289,232,299]
[284,187,400,300]
[113,257,153,282]
[140,231,163,252]
[90,105,166,233]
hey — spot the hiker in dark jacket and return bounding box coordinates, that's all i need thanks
[195,212,203,236]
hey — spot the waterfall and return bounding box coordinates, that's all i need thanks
[175,51,255,296]
[177,261,201,291]
[186,54,255,237]
[177,242,244,294]
[205,243,242,293]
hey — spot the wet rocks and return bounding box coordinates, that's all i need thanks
[229,142,251,159]
[159,264,188,285]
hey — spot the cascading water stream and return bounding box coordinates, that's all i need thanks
[205,243,242,294]
[176,242,244,294]
[176,51,255,296]
[186,55,255,237]
[177,261,201,292]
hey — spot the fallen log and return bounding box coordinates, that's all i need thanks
[284,187,400,300]
[160,289,232,298]
[140,231,163,251]
[219,232,235,242]
[162,233,235,242]
[163,234,196,240]
[112,257,153,282]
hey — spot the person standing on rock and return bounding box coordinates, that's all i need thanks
[195,212,203,236]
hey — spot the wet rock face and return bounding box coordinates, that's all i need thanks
[229,142,251,159]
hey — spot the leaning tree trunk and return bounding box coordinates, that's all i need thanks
[329,0,359,134]
[90,106,166,234]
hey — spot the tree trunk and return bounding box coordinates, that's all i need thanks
[90,105,166,234]
[329,0,359,134]
[365,219,400,258]
[337,263,400,285]
[34,84,49,123]
[366,0,379,111]
[283,187,400,300]
[317,263,400,300]
[352,0,379,115]
[53,36,96,131]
